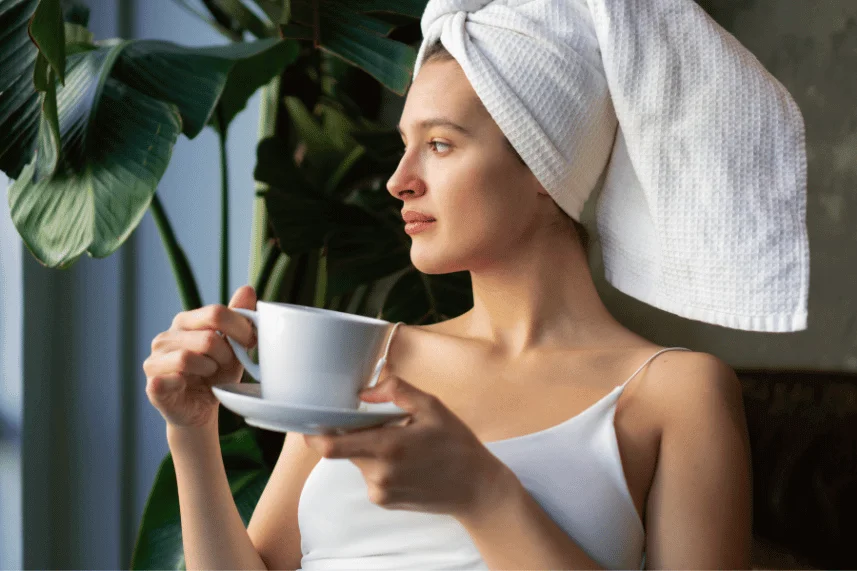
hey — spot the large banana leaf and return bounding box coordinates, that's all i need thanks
[111,39,298,136]
[4,34,298,268]
[29,0,67,181]
[9,54,183,267]
[29,0,66,83]
[0,0,97,180]
[131,427,270,570]
[279,0,420,95]
[0,0,42,178]
[338,0,425,18]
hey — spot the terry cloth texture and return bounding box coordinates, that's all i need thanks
[413,0,809,333]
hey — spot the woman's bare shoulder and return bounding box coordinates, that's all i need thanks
[641,350,752,567]
[637,350,744,427]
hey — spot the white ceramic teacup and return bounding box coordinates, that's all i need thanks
[224,301,398,410]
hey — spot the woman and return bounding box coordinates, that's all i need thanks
[143,0,808,569]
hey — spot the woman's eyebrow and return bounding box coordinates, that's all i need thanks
[397,118,472,137]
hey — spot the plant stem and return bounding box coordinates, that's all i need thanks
[149,193,203,310]
[253,239,281,296]
[288,252,310,303]
[264,252,290,301]
[314,246,327,308]
[217,105,230,306]
[353,283,373,316]
[249,75,281,285]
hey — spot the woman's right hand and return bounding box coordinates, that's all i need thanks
[143,285,258,429]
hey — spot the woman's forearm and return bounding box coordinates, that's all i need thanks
[167,420,268,570]
[455,469,604,570]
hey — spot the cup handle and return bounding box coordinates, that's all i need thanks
[223,308,261,381]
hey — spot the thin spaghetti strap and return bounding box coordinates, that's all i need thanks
[365,322,405,389]
[618,346,693,390]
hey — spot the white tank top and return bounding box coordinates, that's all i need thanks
[297,345,692,570]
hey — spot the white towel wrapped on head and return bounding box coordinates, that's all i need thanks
[413,0,809,333]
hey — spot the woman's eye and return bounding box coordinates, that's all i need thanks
[429,141,451,153]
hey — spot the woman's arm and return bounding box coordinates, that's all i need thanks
[167,420,269,570]
[643,353,753,568]
[455,352,752,570]
[455,474,605,569]
[169,420,323,571]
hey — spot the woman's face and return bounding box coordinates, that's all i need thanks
[387,58,547,274]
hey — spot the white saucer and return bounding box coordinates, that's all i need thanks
[211,383,409,435]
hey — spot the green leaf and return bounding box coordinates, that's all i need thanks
[0,0,42,179]
[326,2,395,36]
[253,135,312,190]
[198,0,246,40]
[325,222,411,298]
[315,245,328,307]
[249,0,288,24]
[259,134,403,268]
[324,144,363,195]
[318,100,358,151]
[170,0,241,41]
[283,96,350,187]
[336,0,426,19]
[209,0,273,39]
[131,428,270,570]
[33,69,60,181]
[284,95,342,153]
[30,15,96,183]
[60,1,89,26]
[285,0,312,26]
[352,127,403,165]
[277,22,312,41]
[5,24,298,268]
[212,39,298,133]
[111,38,298,137]
[264,184,334,255]
[317,13,416,95]
[28,0,66,83]
[32,51,50,90]
[380,269,472,324]
[364,11,420,28]
[64,21,94,55]
[284,0,417,94]
[8,48,183,268]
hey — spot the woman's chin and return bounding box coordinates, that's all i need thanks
[410,250,464,275]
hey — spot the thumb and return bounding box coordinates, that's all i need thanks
[360,376,433,414]
[228,285,257,310]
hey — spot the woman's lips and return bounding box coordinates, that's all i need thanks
[404,220,436,235]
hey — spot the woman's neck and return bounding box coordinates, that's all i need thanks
[461,223,624,358]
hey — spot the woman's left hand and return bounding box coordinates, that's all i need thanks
[303,375,518,520]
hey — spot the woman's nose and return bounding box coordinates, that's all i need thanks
[386,154,426,200]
